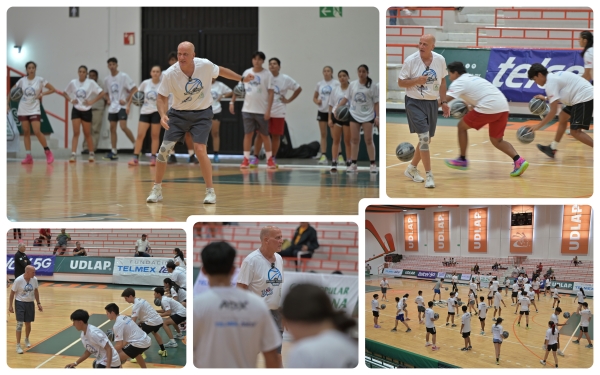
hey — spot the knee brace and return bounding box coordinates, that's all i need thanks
[157,141,176,163]
[16,321,24,332]
[418,132,430,151]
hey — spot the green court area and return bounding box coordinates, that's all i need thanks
[27,314,186,366]
[559,311,594,340]
[366,285,380,293]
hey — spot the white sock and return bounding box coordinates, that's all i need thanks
[426,170,433,176]
[188,149,194,156]
[154,183,162,188]
[550,141,559,150]
[26,151,31,155]
[169,150,175,155]
[112,148,117,154]
[90,152,95,156]
[243,151,250,159]
[266,151,272,160]
[71,152,76,156]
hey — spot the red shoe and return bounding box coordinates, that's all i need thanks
[128,158,139,166]
[240,157,250,169]
[45,149,54,164]
[267,157,277,169]
[21,154,33,165]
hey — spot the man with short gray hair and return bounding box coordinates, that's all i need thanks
[13,243,31,279]
[398,34,450,189]
[9,265,43,354]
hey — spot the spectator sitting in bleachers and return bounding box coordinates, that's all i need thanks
[545,267,554,277]
[33,237,43,247]
[134,234,151,257]
[39,228,52,247]
[73,241,87,256]
[492,262,498,271]
[53,229,71,255]
[443,258,448,266]
[572,256,582,266]
[536,262,543,274]
[278,222,319,259]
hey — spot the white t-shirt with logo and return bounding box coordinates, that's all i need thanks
[479,302,487,318]
[241,68,274,114]
[161,296,187,317]
[132,298,164,326]
[532,281,540,291]
[425,308,435,328]
[159,58,220,111]
[286,329,358,368]
[15,76,49,116]
[135,239,150,253]
[171,266,187,289]
[315,79,340,113]
[447,297,456,313]
[397,300,405,314]
[545,327,559,345]
[543,71,593,106]
[512,283,520,293]
[584,47,593,69]
[461,312,472,333]
[448,74,511,115]
[580,309,591,327]
[64,78,103,112]
[104,72,136,114]
[519,296,531,311]
[415,295,424,307]
[524,284,532,293]
[399,51,448,101]
[577,291,585,303]
[527,291,535,301]
[80,324,121,367]
[345,80,379,123]
[491,280,499,292]
[112,315,151,349]
[271,73,300,118]
[371,299,379,311]
[380,280,389,288]
[550,313,559,325]
[138,79,161,115]
[210,80,232,114]
[493,292,502,308]
[193,286,281,368]
[237,249,284,310]
[328,85,349,116]
[492,324,503,341]
[171,286,187,302]
[452,275,458,284]
[12,275,38,302]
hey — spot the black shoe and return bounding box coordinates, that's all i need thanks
[168,154,178,164]
[537,144,556,158]
[81,149,90,154]
[461,347,468,351]
[189,154,199,164]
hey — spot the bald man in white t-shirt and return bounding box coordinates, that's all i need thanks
[146,41,253,205]
[237,225,284,367]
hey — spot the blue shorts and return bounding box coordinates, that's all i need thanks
[493,339,503,344]
[434,289,441,294]
[396,314,405,322]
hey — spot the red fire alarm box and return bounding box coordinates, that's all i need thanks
[124,32,135,45]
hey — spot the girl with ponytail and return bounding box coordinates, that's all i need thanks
[579,31,593,82]
[540,320,559,367]
[491,317,504,365]
[163,278,187,306]
[281,283,358,368]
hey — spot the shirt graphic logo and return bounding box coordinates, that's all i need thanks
[211,89,219,100]
[321,85,332,96]
[418,69,438,97]
[24,87,36,99]
[185,78,203,95]
[249,75,261,87]
[110,83,120,95]
[354,92,367,103]
[85,343,98,355]
[76,89,87,100]
[267,266,282,287]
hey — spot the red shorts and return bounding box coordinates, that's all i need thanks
[18,115,42,123]
[463,110,509,139]
[534,289,540,294]
[269,118,285,135]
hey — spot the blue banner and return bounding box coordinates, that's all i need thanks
[417,270,438,280]
[485,49,585,102]
[7,255,55,276]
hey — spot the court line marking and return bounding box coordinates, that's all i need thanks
[386,156,593,169]
[35,305,133,369]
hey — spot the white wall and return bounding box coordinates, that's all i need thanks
[368,206,593,261]
[259,7,379,147]
[365,212,398,272]
[7,7,142,151]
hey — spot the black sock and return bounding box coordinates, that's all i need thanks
[214,152,219,156]
[44,147,50,151]
[512,155,520,162]
[370,160,376,165]
[459,155,466,161]
[159,344,165,351]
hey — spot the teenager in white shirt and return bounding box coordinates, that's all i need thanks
[478,296,488,335]
[209,77,232,163]
[445,61,529,177]
[398,34,450,189]
[451,272,459,293]
[154,287,186,339]
[424,301,440,351]
[573,302,593,348]
[328,69,352,171]
[63,65,104,162]
[445,291,457,327]
[550,306,566,356]
[460,305,472,351]
[173,247,186,268]
[527,63,594,157]
[415,290,426,323]
[102,57,137,160]
[552,285,561,308]
[492,291,506,321]
[391,296,412,333]
[105,303,151,368]
[532,278,541,301]
[313,66,340,164]
[129,65,162,166]
[468,290,477,315]
[580,31,593,82]
[164,278,187,306]
[372,294,382,328]
[14,61,56,165]
[65,309,121,368]
[380,277,390,301]
[528,289,538,313]
[517,293,531,328]
[504,278,510,296]
[511,281,520,305]
[230,51,275,169]
[540,320,560,367]
[491,317,504,365]
[574,287,586,313]
[194,241,281,368]
[338,65,380,173]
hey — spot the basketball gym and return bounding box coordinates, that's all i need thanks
[365,205,593,368]
[386,7,593,198]
[6,228,186,368]
[6,7,379,221]
[192,222,359,367]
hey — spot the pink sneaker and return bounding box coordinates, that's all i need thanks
[21,154,33,165]
[128,158,139,166]
[150,155,156,166]
[45,149,54,164]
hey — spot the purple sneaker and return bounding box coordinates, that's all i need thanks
[444,157,468,170]
[510,157,529,177]
[249,156,259,168]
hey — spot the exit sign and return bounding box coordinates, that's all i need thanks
[320,7,342,18]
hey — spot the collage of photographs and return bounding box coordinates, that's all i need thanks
[2,3,594,372]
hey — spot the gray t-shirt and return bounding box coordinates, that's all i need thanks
[434,281,441,289]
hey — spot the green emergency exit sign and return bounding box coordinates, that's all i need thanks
[320,7,342,18]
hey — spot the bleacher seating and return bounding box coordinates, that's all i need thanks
[7,229,186,258]
[193,222,358,275]
[386,255,592,284]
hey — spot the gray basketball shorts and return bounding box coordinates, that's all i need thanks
[270,309,284,354]
[405,96,439,137]
[15,300,35,322]
[164,107,213,145]
[242,112,269,135]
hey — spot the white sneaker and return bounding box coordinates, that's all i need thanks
[174,333,185,339]
[318,154,328,165]
[346,164,357,173]
[164,341,178,348]
[146,185,163,203]
[88,154,95,162]
[558,350,565,357]
[425,173,435,188]
[25,338,31,347]
[203,188,216,204]
[404,166,424,183]
[16,344,23,354]
[370,164,379,174]
[314,151,322,159]
[69,154,76,162]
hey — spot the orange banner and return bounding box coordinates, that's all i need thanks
[468,208,488,253]
[510,205,534,254]
[404,214,418,251]
[434,211,450,252]
[561,205,591,255]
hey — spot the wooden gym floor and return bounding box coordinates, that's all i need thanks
[386,113,593,198]
[6,282,186,368]
[6,159,379,221]
[365,276,593,368]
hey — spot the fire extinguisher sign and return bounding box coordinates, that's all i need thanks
[124,32,135,45]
